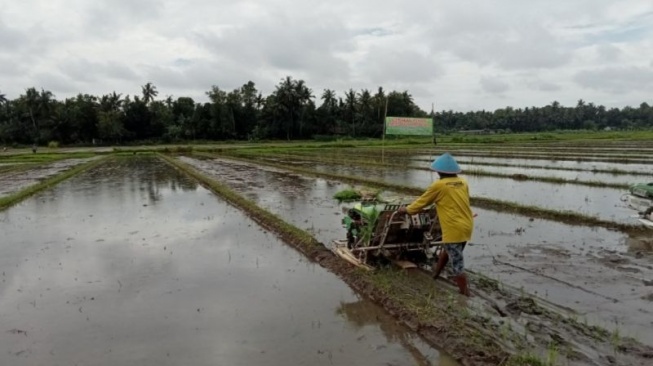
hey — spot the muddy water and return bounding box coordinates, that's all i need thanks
[0,158,456,366]
[416,149,653,160]
[262,152,646,187]
[182,156,653,346]
[256,157,635,224]
[460,164,643,185]
[314,149,653,174]
[0,158,100,198]
[411,154,653,174]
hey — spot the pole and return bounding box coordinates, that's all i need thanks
[430,102,436,183]
[431,102,437,146]
[382,97,389,163]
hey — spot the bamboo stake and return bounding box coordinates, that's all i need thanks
[382,97,389,163]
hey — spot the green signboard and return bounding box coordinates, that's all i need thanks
[385,117,433,136]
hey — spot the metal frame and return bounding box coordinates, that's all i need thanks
[344,204,445,266]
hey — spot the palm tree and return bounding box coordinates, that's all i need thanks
[294,79,313,138]
[23,88,53,138]
[373,87,386,124]
[0,91,8,115]
[357,89,373,131]
[99,92,123,112]
[320,89,337,111]
[141,82,158,104]
[255,93,264,110]
[345,89,357,136]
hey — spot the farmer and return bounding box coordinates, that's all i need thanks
[396,152,473,296]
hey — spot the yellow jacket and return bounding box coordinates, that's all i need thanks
[406,177,473,243]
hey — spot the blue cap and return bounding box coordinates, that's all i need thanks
[430,152,461,174]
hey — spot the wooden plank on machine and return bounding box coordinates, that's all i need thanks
[638,218,653,228]
[333,246,374,271]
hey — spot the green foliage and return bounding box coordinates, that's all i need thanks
[47,141,59,148]
[333,189,361,202]
[359,208,379,243]
[505,353,547,366]
[161,146,194,154]
[1,83,652,146]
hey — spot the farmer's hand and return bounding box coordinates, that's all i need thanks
[396,206,407,215]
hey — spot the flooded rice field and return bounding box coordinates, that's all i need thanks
[410,154,653,174]
[252,156,636,225]
[461,164,643,186]
[0,157,100,198]
[0,158,456,366]
[181,156,653,345]
[414,149,653,160]
[301,148,653,174]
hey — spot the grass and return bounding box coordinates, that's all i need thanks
[333,187,382,202]
[503,352,548,366]
[203,152,647,234]
[0,152,96,164]
[333,188,362,202]
[0,156,110,211]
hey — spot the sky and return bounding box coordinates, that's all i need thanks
[1,0,652,112]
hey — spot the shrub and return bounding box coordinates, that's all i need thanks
[48,141,60,148]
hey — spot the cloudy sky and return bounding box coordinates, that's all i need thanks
[1,0,652,111]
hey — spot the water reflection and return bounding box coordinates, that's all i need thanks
[337,300,458,366]
[182,156,653,346]
[298,161,632,224]
[0,157,457,366]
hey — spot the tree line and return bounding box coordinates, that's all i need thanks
[0,77,651,145]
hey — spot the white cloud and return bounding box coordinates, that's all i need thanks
[574,66,653,93]
[0,0,652,111]
[480,77,510,94]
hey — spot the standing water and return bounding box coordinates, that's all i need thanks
[0,157,456,366]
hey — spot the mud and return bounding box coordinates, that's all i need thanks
[0,158,456,366]
[0,157,100,198]
[179,156,653,361]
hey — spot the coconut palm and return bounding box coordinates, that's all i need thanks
[141,82,158,104]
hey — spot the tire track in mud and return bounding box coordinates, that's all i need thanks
[167,154,653,366]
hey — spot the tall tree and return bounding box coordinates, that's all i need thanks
[141,82,158,105]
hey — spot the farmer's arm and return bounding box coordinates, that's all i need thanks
[404,181,441,215]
